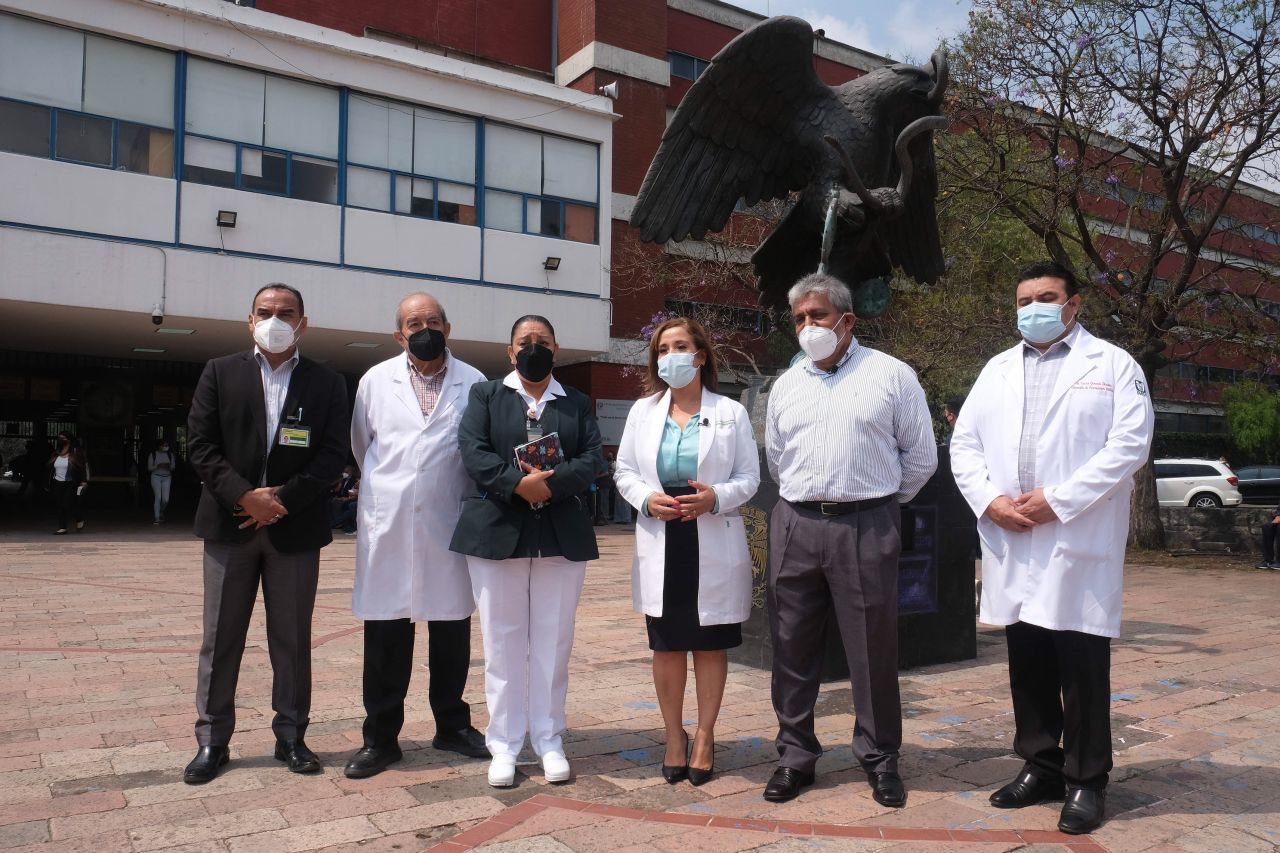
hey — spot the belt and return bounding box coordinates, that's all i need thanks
[789,495,893,516]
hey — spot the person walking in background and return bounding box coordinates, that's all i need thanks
[148,439,176,524]
[47,431,88,535]
[614,317,760,786]
[329,465,359,535]
[763,273,938,807]
[1255,502,1279,570]
[610,451,632,524]
[450,315,602,788]
[950,261,1154,835]
[592,456,613,525]
[343,292,490,780]
[183,283,350,785]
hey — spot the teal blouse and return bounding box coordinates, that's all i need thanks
[657,413,701,486]
[642,412,718,516]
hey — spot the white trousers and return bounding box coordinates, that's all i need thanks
[467,555,586,758]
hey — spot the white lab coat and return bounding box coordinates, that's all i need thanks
[615,387,761,625]
[950,324,1154,638]
[351,351,486,621]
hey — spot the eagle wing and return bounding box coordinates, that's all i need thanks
[880,125,945,283]
[630,16,850,244]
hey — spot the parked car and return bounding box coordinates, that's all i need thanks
[1153,458,1243,508]
[1233,465,1280,505]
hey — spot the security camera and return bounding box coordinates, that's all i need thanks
[151,305,164,326]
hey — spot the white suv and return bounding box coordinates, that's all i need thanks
[1153,458,1243,508]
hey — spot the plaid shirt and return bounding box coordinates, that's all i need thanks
[1017,325,1079,493]
[407,353,448,419]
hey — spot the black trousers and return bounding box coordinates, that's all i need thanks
[1005,621,1112,790]
[1263,522,1277,563]
[52,480,82,529]
[361,617,472,748]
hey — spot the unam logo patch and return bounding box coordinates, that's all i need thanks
[1135,379,1147,397]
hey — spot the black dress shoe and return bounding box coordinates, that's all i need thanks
[661,729,689,784]
[1058,787,1105,835]
[867,769,907,807]
[183,745,229,784]
[344,745,403,779]
[431,726,489,759]
[989,770,1066,808]
[763,766,814,802]
[273,739,322,773]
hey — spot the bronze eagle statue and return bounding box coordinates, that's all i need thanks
[630,16,949,318]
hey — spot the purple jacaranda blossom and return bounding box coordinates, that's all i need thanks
[1015,87,1028,98]
[1076,34,1091,49]
[1105,174,1119,185]
[639,310,677,341]
[1054,155,1077,168]
[1104,249,1118,264]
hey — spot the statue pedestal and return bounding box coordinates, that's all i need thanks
[731,451,977,678]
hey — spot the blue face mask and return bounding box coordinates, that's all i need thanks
[1017,301,1071,344]
[657,351,701,389]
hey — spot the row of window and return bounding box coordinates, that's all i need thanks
[1152,412,1227,435]
[1084,176,1279,248]
[1154,363,1277,385]
[663,298,767,335]
[0,11,600,243]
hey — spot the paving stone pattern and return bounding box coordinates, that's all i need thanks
[1,524,1278,851]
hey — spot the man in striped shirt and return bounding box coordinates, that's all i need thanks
[763,273,938,806]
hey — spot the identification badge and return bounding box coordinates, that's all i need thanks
[279,426,311,448]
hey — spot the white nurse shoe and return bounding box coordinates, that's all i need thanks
[487,753,517,788]
[541,750,571,783]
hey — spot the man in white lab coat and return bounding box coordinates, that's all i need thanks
[343,293,488,779]
[950,262,1154,835]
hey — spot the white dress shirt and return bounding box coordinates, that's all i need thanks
[1017,324,1078,493]
[502,371,565,420]
[254,346,300,483]
[766,337,938,503]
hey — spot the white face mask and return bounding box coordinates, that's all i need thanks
[797,315,850,362]
[253,316,299,354]
[657,351,701,389]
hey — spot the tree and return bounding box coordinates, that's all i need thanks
[1223,381,1280,463]
[611,202,794,384]
[941,0,1280,546]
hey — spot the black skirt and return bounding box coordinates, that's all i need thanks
[646,486,743,652]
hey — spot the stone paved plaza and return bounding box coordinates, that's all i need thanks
[2,521,1279,852]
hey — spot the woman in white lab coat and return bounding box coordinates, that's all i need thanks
[614,317,760,786]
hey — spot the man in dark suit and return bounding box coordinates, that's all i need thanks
[183,283,350,784]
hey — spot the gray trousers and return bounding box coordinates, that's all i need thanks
[194,530,320,746]
[767,499,902,775]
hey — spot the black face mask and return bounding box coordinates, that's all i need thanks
[515,343,555,382]
[407,327,446,362]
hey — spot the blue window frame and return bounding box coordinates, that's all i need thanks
[669,51,710,81]
[344,92,479,225]
[483,123,599,244]
[0,96,175,177]
[181,134,337,203]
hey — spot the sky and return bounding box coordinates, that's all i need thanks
[724,0,975,62]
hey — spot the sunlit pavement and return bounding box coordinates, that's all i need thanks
[2,515,1278,852]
